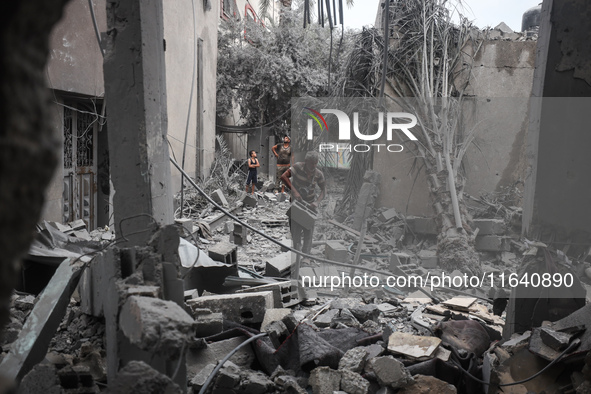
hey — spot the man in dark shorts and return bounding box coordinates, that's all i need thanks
[245,150,260,195]
[272,135,291,193]
[281,151,326,255]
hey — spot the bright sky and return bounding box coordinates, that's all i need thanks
[343,0,542,32]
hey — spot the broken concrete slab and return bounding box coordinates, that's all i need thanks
[261,308,292,331]
[338,347,367,373]
[211,188,229,207]
[442,297,477,312]
[475,235,510,252]
[540,327,572,351]
[387,332,441,360]
[243,194,258,208]
[208,241,238,264]
[325,241,348,262]
[189,363,215,391]
[119,296,196,359]
[397,374,457,394]
[0,258,85,381]
[193,309,223,338]
[417,250,438,269]
[379,208,398,222]
[309,367,341,394]
[368,356,414,389]
[340,369,369,394]
[107,360,181,394]
[187,291,274,324]
[186,336,256,375]
[17,363,62,394]
[405,217,437,235]
[265,252,291,278]
[472,219,505,235]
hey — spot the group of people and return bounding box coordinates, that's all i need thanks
[245,136,326,256]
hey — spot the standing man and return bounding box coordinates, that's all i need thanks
[245,150,260,195]
[281,151,326,255]
[272,135,292,193]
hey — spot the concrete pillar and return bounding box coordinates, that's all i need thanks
[103,0,173,245]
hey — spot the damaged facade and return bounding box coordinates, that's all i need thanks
[2,0,591,393]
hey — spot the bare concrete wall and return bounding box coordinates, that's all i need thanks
[523,0,591,237]
[374,40,536,216]
[165,1,218,190]
[46,0,106,96]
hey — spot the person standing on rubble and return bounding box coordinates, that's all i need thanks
[272,135,292,193]
[281,151,326,255]
[245,150,260,195]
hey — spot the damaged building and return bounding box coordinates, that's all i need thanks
[2,0,591,393]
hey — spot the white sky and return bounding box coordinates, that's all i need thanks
[343,0,542,32]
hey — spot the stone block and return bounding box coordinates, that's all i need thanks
[265,252,292,278]
[211,188,229,207]
[208,241,238,264]
[338,347,367,373]
[475,236,510,252]
[379,208,398,222]
[472,219,505,235]
[187,337,255,375]
[263,320,289,348]
[325,241,349,262]
[189,363,215,391]
[368,356,414,389]
[397,374,457,394]
[119,296,196,359]
[309,367,341,394]
[195,311,224,338]
[349,304,380,323]
[18,363,62,394]
[187,291,274,324]
[174,217,193,233]
[243,194,258,208]
[406,217,437,235]
[261,308,293,331]
[108,361,181,394]
[233,223,248,239]
[237,281,296,308]
[417,250,438,268]
[340,370,369,394]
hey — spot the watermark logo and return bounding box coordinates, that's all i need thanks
[304,108,418,152]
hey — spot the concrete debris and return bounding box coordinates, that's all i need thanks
[387,332,442,360]
[368,356,414,389]
[106,360,181,394]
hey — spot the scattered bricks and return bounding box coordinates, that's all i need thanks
[265,252,291,278]
[397,374,457,394]
[472,219,505,235]
[189,363,216,391]
[194,310,224,338]
[540,327,572,351]
[119,296,196,359]
[208,241,238,264]
[18,363,62,394]
[405,217,437,235]
[379,208,398,222]
[211,188,229,207]
[187,337,256,375]
[261,308,292,331]
[187,291,274,324]
[263,320,289,348]
[243,194,258,208]
[340,370,369,394]
[349,304,380,323]
[309,367,341,394]
[325,241,349,262]
[338,347,367,373]
[237,281,297,308]
[174,217,193,233]
[417,250,438,269]
[475,236,511,252]
[368,356,414,389]
[108,361,181,394]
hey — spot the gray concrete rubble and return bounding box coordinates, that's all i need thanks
[5,150,591,394]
